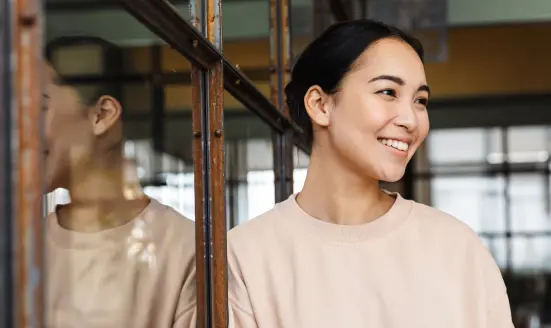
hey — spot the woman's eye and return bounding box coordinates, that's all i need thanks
[377,89,396,98]
[415,97,428,106]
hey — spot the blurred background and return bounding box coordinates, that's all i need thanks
[16,0,551,326]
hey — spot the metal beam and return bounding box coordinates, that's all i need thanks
[60,68,269,85]
[189,0,227,327]
[13,0,45,327]
[121,0,311,154]
[45,0,247,12]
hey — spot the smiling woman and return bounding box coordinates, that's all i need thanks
[227,19,514,328]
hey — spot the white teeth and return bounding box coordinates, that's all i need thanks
[378,138,409,151]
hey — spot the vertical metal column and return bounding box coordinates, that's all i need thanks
[270,0,294,202]
[151,45,165,183]
[402,159,415,200]
[190,0,227,327]
[502,127,513,274]
[0,0,13,326]
[151,45,165,153]
[226,140,248,229]
[13,0,44,327]
[313,0,332,38]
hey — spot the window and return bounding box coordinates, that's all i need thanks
[430,176,506,233]
[418,126,551,273]
[426,128,502,166]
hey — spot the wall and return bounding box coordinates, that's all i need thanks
[448,0,551,25]
[46,0,551,43]
[117,22,551,116]
[52,22,551,153]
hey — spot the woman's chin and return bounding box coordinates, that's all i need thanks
[375,167,406,184]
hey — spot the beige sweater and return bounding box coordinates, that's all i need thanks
[228,193,514,328]
[46,199,196,328]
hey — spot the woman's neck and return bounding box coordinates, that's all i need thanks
[297,147,395,225]
[58,156,150,232]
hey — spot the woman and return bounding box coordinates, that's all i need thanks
[44,37,196,327]
[228,20,514,328]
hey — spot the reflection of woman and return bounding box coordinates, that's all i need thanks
[44,37,196,328]
[123,158,145,200]
[228,20,513,328]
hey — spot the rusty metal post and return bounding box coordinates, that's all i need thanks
[270,0,295,202]
[13,0,45,327]
[0,0,13,326]
[190,0,227,326]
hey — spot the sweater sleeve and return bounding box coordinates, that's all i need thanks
[172,306,196,328]
[172,261,197,328]
[472,236,515,328]
[228,240,259,328]
[228,298,259,328]
[487,292,514,328]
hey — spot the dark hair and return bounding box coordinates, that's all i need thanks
[285,19,424,143]
[45,36,122,106]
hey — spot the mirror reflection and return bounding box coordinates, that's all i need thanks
[44,4,196,327]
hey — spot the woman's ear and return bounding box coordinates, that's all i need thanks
[90,96,122,136]
[304,85,332,128]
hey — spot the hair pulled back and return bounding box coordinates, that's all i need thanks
[46,36,121,106]
[285,19,424,143]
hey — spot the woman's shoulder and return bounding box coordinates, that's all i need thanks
[228,204,283,243]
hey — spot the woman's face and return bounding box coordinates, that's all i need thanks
[310,37,430,183]
[43,64,96,193]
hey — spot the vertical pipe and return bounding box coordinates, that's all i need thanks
[190,65,207,328]
[313,0,331,39]
[191,0,227,326]
[502,127,512,274]
[151,45,165,153]
[0,0,13,325]
[402,158,414,200]
[190,2,208,325]
[206,0,227,325]
[14,0,44,327]
[270,0,294,202]
[151,45,165,184]
[226,141,238,229]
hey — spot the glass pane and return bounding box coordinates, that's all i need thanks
[481,236,508,269]
[508,126,547,153]
[413,178,431,205]
[430,176,506,233]
[44,4,196,327]
[511,236,551,272]
[294,168,308,193]
[224,114,275,227]
[246,139,275,220]
[427,127,502,165]
[507,126,550,164]
[247,169,276,220]
[509,174,550,233]
[293,147,309,193]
